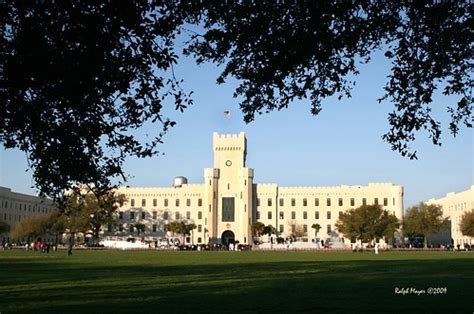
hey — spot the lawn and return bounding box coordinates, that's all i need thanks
[0,249,472,313]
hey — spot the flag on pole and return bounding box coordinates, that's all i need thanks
[223,111,230,116]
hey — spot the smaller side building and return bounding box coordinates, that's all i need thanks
[0,186,54,244]
[426,185,474,247]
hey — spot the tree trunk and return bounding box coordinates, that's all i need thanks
[424,236,428,249]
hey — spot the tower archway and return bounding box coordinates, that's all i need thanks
[221,230,235,246]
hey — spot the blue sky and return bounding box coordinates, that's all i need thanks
[0,49,472,208]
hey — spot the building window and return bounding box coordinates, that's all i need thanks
[338,198,343,206]
[302,198,307,207]
[291,211,296,219]
[393,198,395,205]
[222,197,235,222]
[119,212,123,219]
[119,224,123,232]
[279,198,284,206]
[130,199,135,207]
[291,225,296,233]
[327,211,331,219]
[142,199,146,207]
[152,224,157,232]
[153,211,157,219]
[267,198,272,207]
[257,211,260,219]
[176,199,180,207]
[374,198,379,205]
[303,224,308,233]
[198,211,202,219]
[187,199,191,207]
[315,211,319,219]
[339,211,342,218]
[291,198,296,206]
[315,198,319,206]
[198,198,202,207]
[163,212,169,220]
[384,198,388,206]
[186,237,191,243]
[279,211,284,219]
[362,198,367,206]
[141,212,146,219]
[279,225,284,233]
[164,199,168,207]
[350,198,355,207]
[198,225,202,232]
[153,199,157,207]
[130,212,135,220]
[257,198,260,207]
[327,198,331,206]
[327,224,331,234]
[186,211,191,219]
[268,211,272,220]
[198,237,202,243]
[303,211,307,219]
[129,225,134,232]
[175,212,180,220]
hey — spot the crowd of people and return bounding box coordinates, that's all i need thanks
[1,240,58,253]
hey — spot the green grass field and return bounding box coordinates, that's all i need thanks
[0,249,472,313]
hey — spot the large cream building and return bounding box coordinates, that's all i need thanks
[110,132,404,245]
[426,186,474,247]
[0,186,54,244]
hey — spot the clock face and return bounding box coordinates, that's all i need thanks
[225,160,232,167]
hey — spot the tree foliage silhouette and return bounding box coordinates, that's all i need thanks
[1,1,471,199]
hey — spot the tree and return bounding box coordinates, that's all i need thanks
[263,225,276,237]
[182,222,197,244]
[10,214,49,241]
[0,220,10,235]
[459,209,474,237]
[2,2,471,199]
[251,222,265,239]
[38,209,67,244]
[59,190,126,243]
[184,2,472,160]
[164,221,181,241]
[402,203,449,249]
[0,2,193,199]
[336,204,400,245]
[164,221,196,244]
[288,221,307,240]
[311,223,322,239]
[133,223,146,237]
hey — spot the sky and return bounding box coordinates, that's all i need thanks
[0,48,472,209]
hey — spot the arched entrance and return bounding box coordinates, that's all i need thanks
[221,230,235,246]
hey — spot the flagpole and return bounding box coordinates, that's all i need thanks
[223,111,231,133]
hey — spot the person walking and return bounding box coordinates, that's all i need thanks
[67,237,73,256]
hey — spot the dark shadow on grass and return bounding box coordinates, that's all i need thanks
[0,256,473,314]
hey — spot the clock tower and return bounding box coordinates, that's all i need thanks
[212,132,247,169]
[204,132,253,245]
